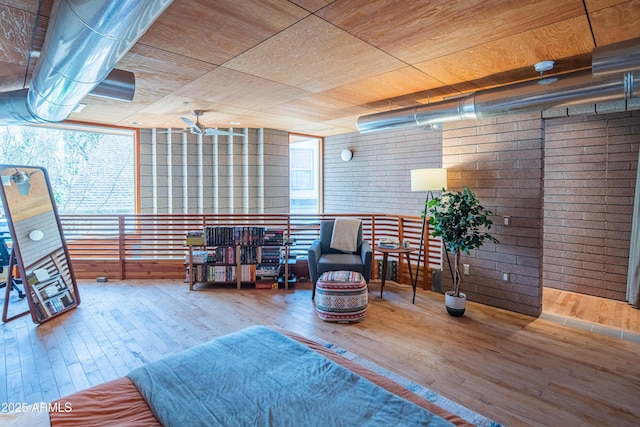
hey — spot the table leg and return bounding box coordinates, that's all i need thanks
[380,253,388,298]
[405,253,417,304]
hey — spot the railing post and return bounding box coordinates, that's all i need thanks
[119,215,125,280]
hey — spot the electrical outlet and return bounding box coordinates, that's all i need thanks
[463,264,470,275]
[502,272,510,282]
[503,216,510,226]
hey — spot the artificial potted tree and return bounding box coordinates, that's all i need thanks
[426,187,499,317]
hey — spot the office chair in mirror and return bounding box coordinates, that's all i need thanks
[0,164,80,323]
[0,231,26,299]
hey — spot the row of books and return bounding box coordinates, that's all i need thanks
[189,247,283,264]
[190,264,260,283]
[204,226,267,246]
[185,226,287,247]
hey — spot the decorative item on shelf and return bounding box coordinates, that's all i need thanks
[377,238,399,249]
[410,168,448,304]
[185,230,204,246]
[426,186,499,317]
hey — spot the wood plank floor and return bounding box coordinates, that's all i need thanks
[543,287,640,337]
[2,279,640,426]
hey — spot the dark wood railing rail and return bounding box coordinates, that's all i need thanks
[60,213,442,288]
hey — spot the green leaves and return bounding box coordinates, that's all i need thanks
[425,187,500,295]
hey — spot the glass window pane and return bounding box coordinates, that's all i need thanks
[289,135,321,214]
[0,125,136,214]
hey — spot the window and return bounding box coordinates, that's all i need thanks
[289,134,321,213]
[0,124,137,214]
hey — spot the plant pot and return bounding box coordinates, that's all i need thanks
[444,291,466,317]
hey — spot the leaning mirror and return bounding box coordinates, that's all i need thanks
[0,164,80,323]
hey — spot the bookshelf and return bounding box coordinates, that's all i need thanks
[185,226,294,291]
[28,272,76,318]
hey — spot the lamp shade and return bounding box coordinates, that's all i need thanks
[410,168,447,191]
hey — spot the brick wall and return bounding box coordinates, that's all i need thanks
[543,112,640,300]
[323,127,442,215]
[324,111,639,316]
[442,113,545,316]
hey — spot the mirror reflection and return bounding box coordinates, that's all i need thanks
[0,164,80,323]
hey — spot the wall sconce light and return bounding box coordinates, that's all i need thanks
[341,149,353,162]
[29,230,44,241]
[10,169,33,196]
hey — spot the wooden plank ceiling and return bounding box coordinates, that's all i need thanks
[1,0,639,136]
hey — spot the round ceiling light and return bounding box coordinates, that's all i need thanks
[534,60,555,74]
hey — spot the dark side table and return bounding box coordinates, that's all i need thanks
[374,246,417,299]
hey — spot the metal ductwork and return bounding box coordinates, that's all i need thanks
[0,0,173,126]
[357,38,640,134]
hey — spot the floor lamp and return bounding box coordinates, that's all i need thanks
[410,168,447,303]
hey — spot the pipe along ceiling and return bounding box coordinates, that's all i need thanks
[357,38,640,134]
[0,0,173,126]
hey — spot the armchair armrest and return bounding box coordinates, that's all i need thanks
[307,239,322,283]
[360,241,373,283]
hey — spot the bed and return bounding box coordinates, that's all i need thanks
[44,326,473,426]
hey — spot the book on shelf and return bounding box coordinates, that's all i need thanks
[263,229,285,246]
[255,281,279,289]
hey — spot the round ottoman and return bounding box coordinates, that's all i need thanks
[315,271,368,323]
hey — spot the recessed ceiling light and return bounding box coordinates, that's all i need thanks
[230,121,241,125]
[129,121,141,125]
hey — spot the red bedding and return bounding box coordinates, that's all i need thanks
[50,330,473,427]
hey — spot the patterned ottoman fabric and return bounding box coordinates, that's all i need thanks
[315,271,368,323]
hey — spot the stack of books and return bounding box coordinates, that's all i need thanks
[378,238,399,249]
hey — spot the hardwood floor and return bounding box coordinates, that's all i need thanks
[2,279,640,426]
[543,287,640,338]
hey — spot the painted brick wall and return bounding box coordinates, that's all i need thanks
[442,113,545,316]
[323,127,443,215]
[543,112,640,300]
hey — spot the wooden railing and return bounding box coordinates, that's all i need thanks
[60,213,442,288]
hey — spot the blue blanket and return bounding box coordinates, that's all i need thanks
[127,325,454,426]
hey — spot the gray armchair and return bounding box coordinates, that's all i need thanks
[308,220,372,299]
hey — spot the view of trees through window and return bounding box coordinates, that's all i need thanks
[0,125,135,214]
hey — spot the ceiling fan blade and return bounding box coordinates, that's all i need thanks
[181,117,196,127]
[181,117,204,134]
[204,128,245,137]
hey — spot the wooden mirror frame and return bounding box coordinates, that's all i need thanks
[0,164,80,323]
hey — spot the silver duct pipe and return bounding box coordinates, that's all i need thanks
[593,37,640,77]
[89,68,136,102]
[357,39,640,134]
[0,0,173,125]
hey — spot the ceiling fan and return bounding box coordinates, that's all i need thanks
[181,110,244,136]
